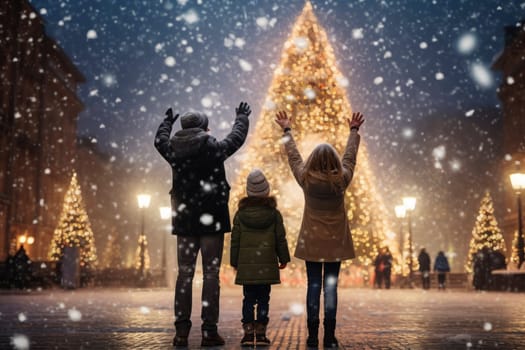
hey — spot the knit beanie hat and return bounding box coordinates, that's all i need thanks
[180,111,209,130]
[246,169,270,197]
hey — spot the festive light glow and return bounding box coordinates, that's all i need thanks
[137,194,151,209]
[228,1,391,276]
[402,197,416,211]
[48,172,98,269]
[510,172,525,191]
[465,191,506,273]
[159,206,171,220]
[395,205,406,219]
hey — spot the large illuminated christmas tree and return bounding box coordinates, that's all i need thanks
[229,2,390,269]
[49,172,97,270]
[465,191,506,273]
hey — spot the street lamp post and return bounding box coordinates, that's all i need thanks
[137,194,151,278]
[159,206,171,286]
[510,172,525,268]
[395,205,407,276]
[402,196,416,286]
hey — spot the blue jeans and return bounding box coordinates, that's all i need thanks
[305,261,341,322]
[174,234,224,332]
[242,284,271,324]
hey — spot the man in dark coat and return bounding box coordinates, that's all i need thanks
[154,102,251,347]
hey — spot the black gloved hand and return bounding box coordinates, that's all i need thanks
[235,101,252,117]
[165,108,179,123]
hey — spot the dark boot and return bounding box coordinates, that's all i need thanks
[254,322,271,346]
[240,323,255,346]
[306,319,319,348]
[201,330,225,347]
[323,319,338,348]
[173,325,190,347]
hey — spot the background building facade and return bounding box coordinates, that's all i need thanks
[0,1,85,260]
[493,22,525,254]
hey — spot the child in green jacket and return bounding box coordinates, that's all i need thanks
[230,169,291,346]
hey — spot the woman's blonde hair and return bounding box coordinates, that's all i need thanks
[301,143,344,190]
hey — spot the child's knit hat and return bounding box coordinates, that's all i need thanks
[246,169,270,197]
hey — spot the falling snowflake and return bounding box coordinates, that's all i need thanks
[140,306,150,314]
[18,313,27,322]
[470,63,493,88]
[457,33,477,54]
[465,109,475,117]
[239,59,253,72]
[68,308,82,322]
[256,17,269,29]
[373,77,383,85]
[293,37,309,51]
[336,76,349,87]
[86,30,97,39]
[200,214,213,226]
[10,334,29,350]
[164,56,176,67]
[483,322,492,331]
[432,145,446,160]
[304,87,316,100]
[181,9,199,24]
[352,28,364,39]
[289,303,304,316]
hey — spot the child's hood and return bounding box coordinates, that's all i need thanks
[237,197,277,230]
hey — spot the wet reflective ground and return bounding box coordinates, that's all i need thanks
[1,286,524,349]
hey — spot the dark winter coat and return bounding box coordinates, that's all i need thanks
[154,113,249,236]
[418,251,431,272]
[230,197,291,285]
[284,130,360,261]
[433,253,450,273]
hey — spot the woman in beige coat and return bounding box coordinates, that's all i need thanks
[274,110,364,348]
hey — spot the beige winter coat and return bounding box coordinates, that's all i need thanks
[283,129,360,262]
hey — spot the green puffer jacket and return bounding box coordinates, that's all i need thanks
[230,196,291,285]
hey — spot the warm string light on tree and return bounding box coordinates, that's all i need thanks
[49,172,97,269]
[134,234,150,272]
[510,230,519,267]
[227,1,390,275]
[101,228,122,269]
[465,191,506,273]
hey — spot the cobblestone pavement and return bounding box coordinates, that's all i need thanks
[1,286,524,349]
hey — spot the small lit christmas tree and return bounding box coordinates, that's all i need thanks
[134,234,150,274]
[49,172,97,270]
[465,191,506,273]
[510,230,519,267]
[400,232,419,276]
[101,228,122,269]
[229,1,389,271]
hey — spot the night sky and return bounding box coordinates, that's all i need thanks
[29,0,523,268]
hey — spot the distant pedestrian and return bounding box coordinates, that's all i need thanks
[373,251,384,289]
[230,169,291,347]
[418,248,431,290]
[472,247,490,290]
[433,251,450,290]
[374,247,393,289]
[275,110,364,348]
[154,102,251,347]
